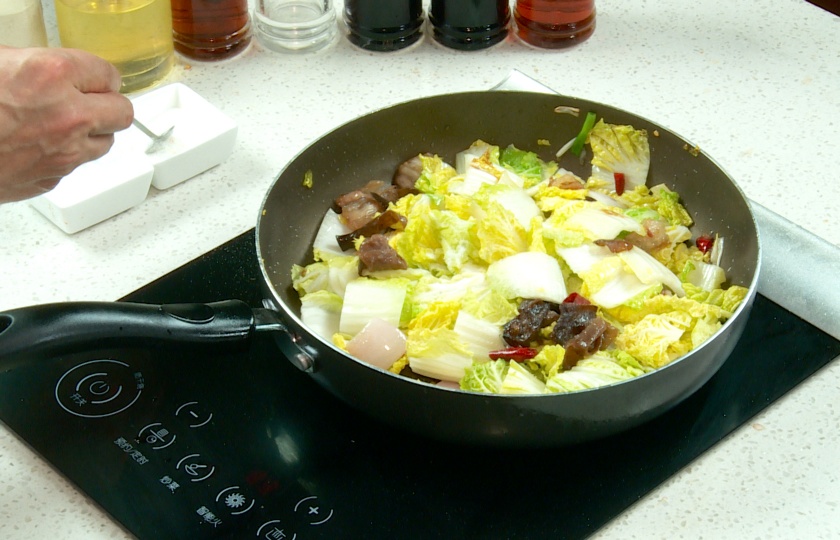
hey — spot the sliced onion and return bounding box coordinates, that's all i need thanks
[586,190,628,208]
[313,209,353,257]
[555,136,577,158]
[709,235,724,267]
[554,105,580,117]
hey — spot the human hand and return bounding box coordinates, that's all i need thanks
[0,46,134,203]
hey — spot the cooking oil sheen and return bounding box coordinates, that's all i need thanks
[55,0,175,93]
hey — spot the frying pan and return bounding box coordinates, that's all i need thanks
[0,91,760,447]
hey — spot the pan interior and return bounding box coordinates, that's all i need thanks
[257,91,759,325]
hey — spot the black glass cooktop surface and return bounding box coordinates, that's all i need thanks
[1,230,838,539]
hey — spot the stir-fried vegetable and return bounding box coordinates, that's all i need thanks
[570,111,597,156]
[291,116,749,395]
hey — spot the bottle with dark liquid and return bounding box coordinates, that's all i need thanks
[344,0,423,52]
[514,0,595,49]
[429,0,509,51]
[171,0,251,61]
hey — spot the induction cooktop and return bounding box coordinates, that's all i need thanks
[1,229,838,539]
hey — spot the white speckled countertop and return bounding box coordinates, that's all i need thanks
[1,1,839,538]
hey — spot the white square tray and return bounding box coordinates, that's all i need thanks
[30,83,238,233]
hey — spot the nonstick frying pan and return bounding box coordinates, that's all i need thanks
[0,91,760,447]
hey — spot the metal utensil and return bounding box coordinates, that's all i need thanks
[132,118,174,153]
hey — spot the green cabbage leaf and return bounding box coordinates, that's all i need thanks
[500,145,556,189]
[460,359,508,393]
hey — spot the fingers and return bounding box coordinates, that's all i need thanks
[0,47,133,203]
[85,133,118,162]
[53,133,117,177]
[49,49,134,136]
[24,134,116,181]
[47,48,134,135]
[85,91,134,136]
[0,176,62,204]
[2,133,117,202]
[33,177,63,193]
[60,48,123,94]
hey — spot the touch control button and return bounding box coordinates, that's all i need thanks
[138,422,177,450]
[294,496,334,526]
[216,486,255,516]
[176,453,216,482]
[257,520,297,539]
[175,401,213,428]
[55,359,143,418]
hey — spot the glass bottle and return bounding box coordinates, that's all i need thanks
[0,0,48,47]
[513,0,595,49]
[55,0,175,93]
[171,0,252,61]
[253,0,336,53]
[429,0,509,51]
[344,0,423,52]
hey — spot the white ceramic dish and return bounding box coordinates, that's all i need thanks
[29,83,238,234]
[29,142,154,234]
[128,83,238,190]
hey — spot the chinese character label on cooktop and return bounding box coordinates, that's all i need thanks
[55,359,144,418]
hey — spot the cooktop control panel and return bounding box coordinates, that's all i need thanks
[24,344,342,539]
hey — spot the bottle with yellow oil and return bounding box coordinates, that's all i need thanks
[55,0,175,93]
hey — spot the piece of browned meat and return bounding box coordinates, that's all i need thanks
[594,238,634,253]
[333,180,401,231]
[392,155,425,194]
[358,234,408,274]
[624,218,669,253]
[561,317,618,369]
[503,299,560,347]
[336,209,407,251]
[549,172,585,190]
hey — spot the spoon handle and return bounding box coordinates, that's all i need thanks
[132,118,161,139]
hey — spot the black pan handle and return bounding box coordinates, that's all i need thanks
[0,300,260,370]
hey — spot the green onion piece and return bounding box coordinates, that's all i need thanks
[570,111,597,156]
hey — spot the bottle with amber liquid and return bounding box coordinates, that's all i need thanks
[171,0,252,61]
[514,0,595,49]
[56,0,175,93]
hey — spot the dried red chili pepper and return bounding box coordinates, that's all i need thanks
[562,292,591,305]
[614,172,626,195]
[488,347,539,362]
[696,235,714,253]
